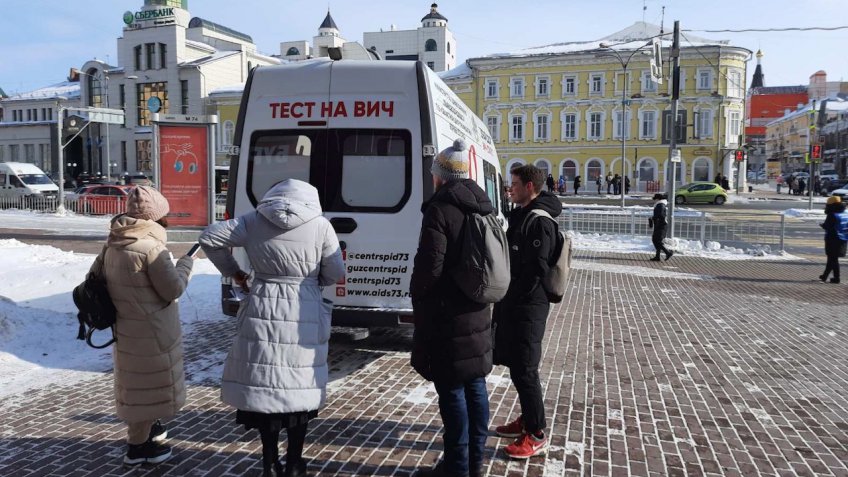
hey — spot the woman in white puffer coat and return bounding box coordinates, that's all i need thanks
[199,179,344,477]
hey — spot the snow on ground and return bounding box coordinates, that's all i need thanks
[0,210,111,236]
[563,204,703,217]
[783,208,826,221]
[572,260,711,280]
[0,239,224,399]
[567,231,797,261]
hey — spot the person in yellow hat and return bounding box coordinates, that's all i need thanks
[820,195,847,283]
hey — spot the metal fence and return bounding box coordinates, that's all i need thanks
[559,206,787,251]
[0,194,127,216]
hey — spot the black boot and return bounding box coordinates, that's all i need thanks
[284,458,308,477]
[650,255,661,261]
[124,440,172,465]
[665,250,674,261]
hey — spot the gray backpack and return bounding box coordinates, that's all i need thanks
[521,209,572,303]
[451,212,511,303]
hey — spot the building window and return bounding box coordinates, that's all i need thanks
[136,139,152,171]
[536,76,549,97]
[614,111,631,139]
[510,115,524,141]
[485,79,498,99]
[563,75,576,96]
[728,71,743,98]
[286,47,300,56]
[0,145,4,161]
[159,43,167,69]
[662,110,688,144]
[87,70,103,107]
[447,42,451,54]
[696,109,713,138]
[426,61,435,70]
[561,159,577,181]
[642,71,657,92]
[145,43,155,70]
[641,110,657,139]
[697,69,712,91]
[134,45,142,70]
[535,114,549,141]
[590,74,603,95]
[121,141,128,173]
[425,39,437,52]
[728,111,741,140]
[181,80,189,114]
[26,110,31,121]
[693,157,711,182]
[511,78,524,98]
[24,144,35,163]
[586,159,603,181]
[10,144,19,161]
[563,113,577,140]
[588,112,602,139]
[32,109,38,121]
[486,116,499,141]
[136,82,168,126]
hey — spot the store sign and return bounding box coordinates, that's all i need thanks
[123,8,175,26]
[693,147,712,157]
[158,125,210,226]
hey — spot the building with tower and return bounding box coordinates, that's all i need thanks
[279,10,379,62]
[363,3,456,71]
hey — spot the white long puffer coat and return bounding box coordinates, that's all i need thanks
[199,179,344,414]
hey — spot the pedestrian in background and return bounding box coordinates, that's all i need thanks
[545,174,555,193]
[613,174,621,195]
[573,175,581,195]
[820,196,847,284]
[95,186,194,466]
[411,139,494,477]
[721,175,730,191]
[624,176,631,194]
[798,178,807,197]
[596,176,602,195]
[493,164,561,459]
[605,173,613,194]
[648,193,673,261]
[199,179,344,477]
[558,175,565,195]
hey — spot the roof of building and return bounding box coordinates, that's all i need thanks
[751,64,764,89]
[751,85,807,95]
[765,97,848,127]
[438,62,472,81]
[0,86,6,98]
[421,3,447,22]
[181,50,241,67]
[4,81,80,102]
[188,17,253,43]
[320,11,339,30]
[474,22,734,60]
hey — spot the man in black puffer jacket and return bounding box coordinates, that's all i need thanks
[493,164,561,459]
[411,139,493,477]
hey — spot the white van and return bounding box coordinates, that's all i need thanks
[0,162,60,205]
[223,59,508,326]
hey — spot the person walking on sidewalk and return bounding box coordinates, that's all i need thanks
[199,179,344,477]
[558,175,565,195]
[410,139,494,477]
[493,164,561,459]
[573,175,582,195]
[605,172,613,194]
[596,176,603,195]
[546,173,555,193]
[612,174,621,195]
[820,196,847,284]
[648,193,673,261]
[94,186,194,466]
[624,176,631,195]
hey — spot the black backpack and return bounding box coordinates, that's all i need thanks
[72,248,117,349]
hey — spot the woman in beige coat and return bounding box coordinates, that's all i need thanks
[89,186,193,465]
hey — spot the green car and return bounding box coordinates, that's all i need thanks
[675,182,728,205]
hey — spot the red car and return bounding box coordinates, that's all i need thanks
[77,185,133,215]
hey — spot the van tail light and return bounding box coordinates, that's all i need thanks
[224,210,230,220]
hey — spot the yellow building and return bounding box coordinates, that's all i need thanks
[207,87,242,168]
[441,22,751,192]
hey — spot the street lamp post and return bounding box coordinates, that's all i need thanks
[598,42,654,209]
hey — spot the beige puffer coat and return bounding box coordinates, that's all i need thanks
[90,215,193,423]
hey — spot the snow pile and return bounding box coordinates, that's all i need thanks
[0,239,224,399]
[563,204,703,218]
[783,208,825,221]
[0,210,111,236]
[567,232,795,260]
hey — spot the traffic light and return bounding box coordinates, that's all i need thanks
[812,145,822,160]
[735,149,746,162]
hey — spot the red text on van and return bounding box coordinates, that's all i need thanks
[270,101,394,119]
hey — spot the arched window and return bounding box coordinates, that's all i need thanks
[286,47,300,56]
[586,158,603,180]
[664,159,686,184]
[692,157,711,182]
[87,69,103,108]
[506,158,526,175]
[610,158,632,178]
[561,159,577,181]
[425,39,437,52]
[534,159,551,178]
[638,157,658,192]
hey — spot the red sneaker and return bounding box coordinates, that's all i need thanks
[495,416,524,438]
[503,433,548,459]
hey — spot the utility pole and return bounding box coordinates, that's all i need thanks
[56,102,66,214]
[808,100,816,211]
[667,21,681,238]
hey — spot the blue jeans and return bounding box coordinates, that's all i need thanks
[434,377,490,476]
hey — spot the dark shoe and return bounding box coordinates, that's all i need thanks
[414,462,468,477]
[820,274,828,282]
[285,458,308,477]
[650,256,661,262]
[665,250,674,261]
[124,440,172,465]
[148,420,167,443]
[263,460,284,477]
[470,467,484,477]
[830,278,840,284]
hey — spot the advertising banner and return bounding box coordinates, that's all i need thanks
[158,125,209,226]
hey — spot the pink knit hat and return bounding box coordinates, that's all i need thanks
[126,186,170,221]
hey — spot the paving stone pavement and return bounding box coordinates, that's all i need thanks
[1,251,847,476]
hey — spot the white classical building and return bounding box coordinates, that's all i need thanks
[363,3,456,72]
[279,11,380,62]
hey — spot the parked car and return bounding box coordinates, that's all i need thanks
[821,178,848,196]
[831,188,848,200]
[120,173,153,187]
[675,182,728,205]
[77,185,132,215]
[820,169,840,182]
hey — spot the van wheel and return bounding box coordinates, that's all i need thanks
[714,195,726,205]
[675,195,686,205]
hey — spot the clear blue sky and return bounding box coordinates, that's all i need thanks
[1,0,846,95]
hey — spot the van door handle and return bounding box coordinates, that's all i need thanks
[330,217,358,234]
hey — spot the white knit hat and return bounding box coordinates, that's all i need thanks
[126,186,170,221]
[431,139,469,181]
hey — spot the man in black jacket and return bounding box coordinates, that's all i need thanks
[411,139,494,477]
[493,164,561,459]
[649,193,673,261]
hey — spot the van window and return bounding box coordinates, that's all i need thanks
[19,174,53,185]
[335,130,409,209]
[10,176,24,188]
[248,132,314,204]
[483,161,499,212]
